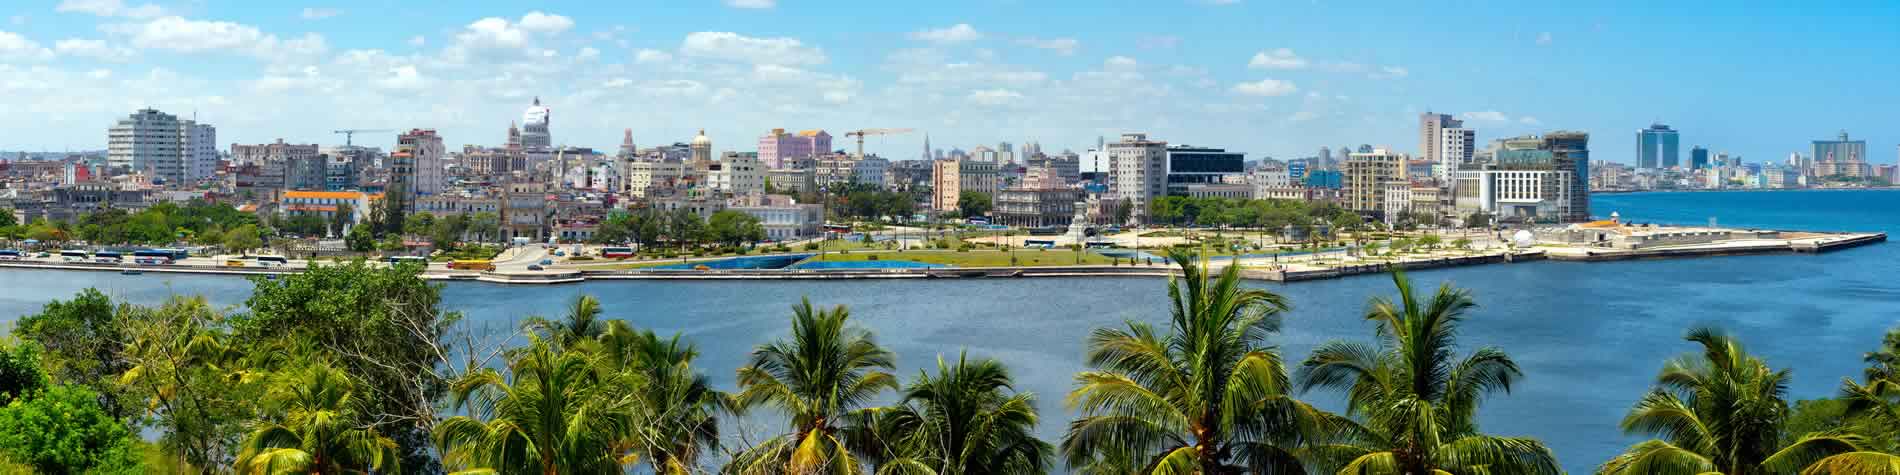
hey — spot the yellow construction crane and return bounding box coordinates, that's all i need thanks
[843,128,915,159]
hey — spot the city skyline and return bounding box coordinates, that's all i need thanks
[1,1,1898,165]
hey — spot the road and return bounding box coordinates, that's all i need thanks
[490,245,549,272]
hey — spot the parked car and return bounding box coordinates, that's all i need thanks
[539,259,553,265]
[526,264,544,271]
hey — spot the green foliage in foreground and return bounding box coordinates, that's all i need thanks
[3,257,1900,474]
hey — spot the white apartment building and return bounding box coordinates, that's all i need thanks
[1438,127,1475,184]
[624,158,686,198]
[109,108,210,184]
[1453,169,1575,221]
[851,157,889,188]
[398,129,446,198]
[1107,133,1167,223]
[709,152,765,194]
[184,122,218,183]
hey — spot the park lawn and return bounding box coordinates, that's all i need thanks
[806,249,1114,267]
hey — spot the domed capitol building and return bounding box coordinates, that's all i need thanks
[521,97,551,151]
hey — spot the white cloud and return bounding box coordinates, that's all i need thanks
[106,16,328,60]
[1231,78,1297,97]
[0,31,54,61]
[86,68,111,79]
[576,47,600,61]
[1016,37,1079,56]
[54,38,133,61]
[1519,116,1542,125]
[519,11,574,34]
[602,78,632,88]
[725,0,776,8]
[1464,110,1511,122]
[908,24,982,44]
[1372,65,1408,79]
[1248,48,1307,70]
[968,88,1023,106]
[637,79,708,97]
[633,49,672,64]
[681,31,826,65]
[300,8,342,20]
[1536,32,1553,46]
[407,35,425,47]
[376,65,426,91]
[1104,56,1138,71]
[56,0,164,19]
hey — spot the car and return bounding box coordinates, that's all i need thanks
[554,250,565,256]
[539,259,553,265]
[526,264,544,271]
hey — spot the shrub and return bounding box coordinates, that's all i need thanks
[569,255,594,261]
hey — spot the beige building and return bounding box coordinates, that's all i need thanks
[930,158,999,212]
[710,152,765,194]
[1345,148,1406,215]
[623,158,686,198]
[1107,133,1167,223]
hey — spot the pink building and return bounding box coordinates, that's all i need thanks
[758,128,831,169]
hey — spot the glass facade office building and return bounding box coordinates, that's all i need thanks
[1164,146,1245,195]
[1636,123,1679,169]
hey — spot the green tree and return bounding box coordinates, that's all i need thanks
[728,298,898,474]
[1463,212,1492,229]
[599,321,729,473]
[224,224,264,255]
[957,191,992,219]
[403,212,435,237]
[707,210,766,247]
[434,337,634,474]
[0,208,15,228]
[1114,200,1133,226]
[118,296,258,469]
[854,351,1052,474]
[468,211,501,244]
[668,208,705,250]
[236,361,401,474]
[0,343,46,405]
[10,289,131,420]
[345,224,375,253]
[0,384,140,474]
[522,294,607,349]
[1062,250,1331,473]
[330,202,355,238]
[1297,271,1561,474]
[239,261,458,473]
[1598,327,1867,474]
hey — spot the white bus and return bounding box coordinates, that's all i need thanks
[59,250,90,262]
[255,255,289,267]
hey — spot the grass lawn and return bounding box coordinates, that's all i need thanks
[806,249,1114,267]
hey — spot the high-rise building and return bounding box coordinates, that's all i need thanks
[1438,127,1476,184]
[1813,130,1868,178]
[1636,123,1679,169]
[394,129,445,209]
[1106,133,1167,223]
[1344,148,1405,215]
[1163,145,1245,195]
[1453,131,1591,223]
[1418,112,1463,165]
[1317,146,1332,170]
[520,97,551,151]
[108,108,201,183]
[182,121,217,183]
[921,134,932,161]
[758,128,831,169]
[1691,146,1710,170]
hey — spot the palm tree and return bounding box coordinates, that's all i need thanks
[1297,270,1561,474]
[1062,249,1334,474]
[1599,327,1868,474]
[434,336,637,475]
[235,362,401,474]
[523,294,608,348]
[599,320,729,474]
[850,351,1052,474]
[727,298,897,475]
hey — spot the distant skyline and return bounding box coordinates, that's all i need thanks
[1,1,1898,165]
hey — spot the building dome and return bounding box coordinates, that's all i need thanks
[691,129,711,146]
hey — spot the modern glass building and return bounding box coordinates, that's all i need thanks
[1164,145,1245,195]
[1690,146,1710,170]
[1635,123,1679,169]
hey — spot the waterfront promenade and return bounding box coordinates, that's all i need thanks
[0,228,1883,285]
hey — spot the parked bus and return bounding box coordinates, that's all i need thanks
[133,249,177,264]
[823,224,851,234]
[92,251,123,263]
[255,255,289,267]
[448,260,495,271]
[386,256,428,266]
[600,247,635,258]
[0,250,22,261]
[153,248,189,260]
[59,250,89,261]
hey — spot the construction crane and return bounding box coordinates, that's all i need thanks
[843,128,915,159]
[332,129,394,147]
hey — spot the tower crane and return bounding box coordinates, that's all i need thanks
[332,129,394,147]
[843,128,915,159]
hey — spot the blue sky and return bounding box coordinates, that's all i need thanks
[2,0,1898,166]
